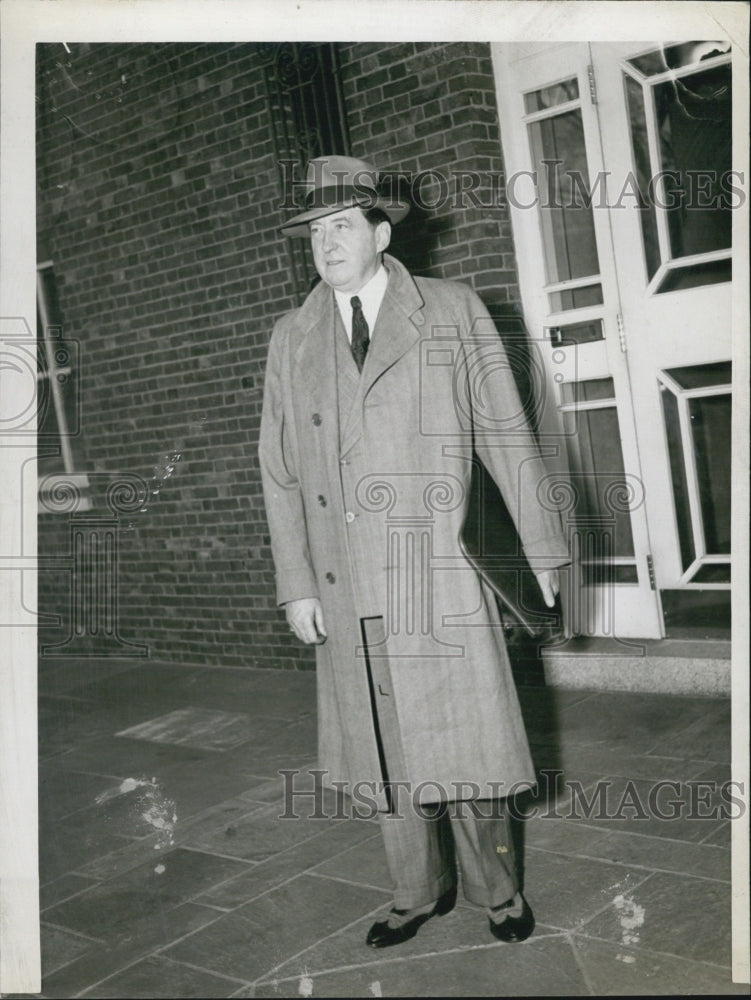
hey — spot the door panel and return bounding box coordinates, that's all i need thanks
[590,42,733,602]
[492,41,733,639]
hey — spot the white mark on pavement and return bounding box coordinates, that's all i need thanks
[613,893,645,948]
[95,776,153,804]
[139,781,177,848]
[154,864,166,875]
[298,972,314,996]
[95,776,176,848]
[603,873,641,896]
[369,982,383,997]
[616,953,637,963]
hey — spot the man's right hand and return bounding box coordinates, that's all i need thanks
[285,597,328,645]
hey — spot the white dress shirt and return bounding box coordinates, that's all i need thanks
[334,265,388,343]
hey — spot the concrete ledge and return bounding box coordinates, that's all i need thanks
[541,637,731,696]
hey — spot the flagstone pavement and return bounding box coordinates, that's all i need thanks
[10,655,749,997]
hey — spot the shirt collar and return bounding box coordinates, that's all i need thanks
[333,265,388,341]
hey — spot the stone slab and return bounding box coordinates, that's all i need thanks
[579,869,734,967]
[78,955,246,998]
[256,934,589,997]
[572,934,745,995]
[196,820,382,910]
[40,901,220,998]
[164,873,386,982]
[117,706,253,751]
[44,848,249,942]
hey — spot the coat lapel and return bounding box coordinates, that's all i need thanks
[292,285,341,465]
[334,317,361,448]
[340,255,426,456]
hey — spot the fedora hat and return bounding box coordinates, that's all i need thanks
[279,155,410,237]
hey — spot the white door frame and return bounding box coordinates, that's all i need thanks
[589,41,733,592]
[492,41,665,638]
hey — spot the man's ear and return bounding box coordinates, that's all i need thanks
[375,220,392,254]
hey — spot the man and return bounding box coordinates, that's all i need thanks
[259,155,569,948]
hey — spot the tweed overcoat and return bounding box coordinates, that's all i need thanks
[259,254,569,807]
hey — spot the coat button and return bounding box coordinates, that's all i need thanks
[345,511,355,523]
[312,413,322,426]
[325,571,336,584]
[317,494,327,507]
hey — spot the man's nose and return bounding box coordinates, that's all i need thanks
[322,228,337,252]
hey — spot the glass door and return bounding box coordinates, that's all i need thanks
[492,42,664,638]
[590,41,733,638]
[492,40,734,640]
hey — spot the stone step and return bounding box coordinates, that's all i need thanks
[540,637,731,696]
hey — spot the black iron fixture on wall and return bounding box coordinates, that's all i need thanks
[258,42,351,299]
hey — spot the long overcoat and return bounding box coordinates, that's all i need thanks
[259,254,569,808]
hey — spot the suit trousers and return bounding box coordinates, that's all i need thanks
[361,617,519,910]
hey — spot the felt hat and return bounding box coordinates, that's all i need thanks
[279,155,410,237]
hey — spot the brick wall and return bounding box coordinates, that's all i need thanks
[339,42,520,308]
[36,41,522,671]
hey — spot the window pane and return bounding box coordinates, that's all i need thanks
[560,377,615,405]
[37,265,85,475]
[581,563,639,585]
[624,74,661,280]
[627,49,671,77]
[654,63,732,259]
[628,42,731,78]
[665,360,731,390]
[565,405,635,557]
[524,77,579,113]
[37,266,63,321]
[37,378,59,439]
[691,563,731,584]
[37,287,65,477]
[660,384,695,571]
[528,109,600,283]
[690,394,731,553]
[37,372,65,477]
[661,587,730,638]
[656,257,731,293]
[548,283,603,312]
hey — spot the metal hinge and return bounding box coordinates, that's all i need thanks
[587,64,597,104]
[616,313,627,353]
[646,553,656,590]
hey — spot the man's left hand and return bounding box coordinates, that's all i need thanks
[535,569,560,608]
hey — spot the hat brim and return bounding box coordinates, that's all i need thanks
[279,195,410,238]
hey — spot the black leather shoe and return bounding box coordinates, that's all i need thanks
[488,896,535,943]
[366,887,457,948]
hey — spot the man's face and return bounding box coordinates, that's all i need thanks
[309,207,391,294]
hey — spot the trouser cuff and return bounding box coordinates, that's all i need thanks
[392,868,456,910]
[461,876,518,909]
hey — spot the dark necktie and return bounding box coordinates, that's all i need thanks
[350,295,370,373]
